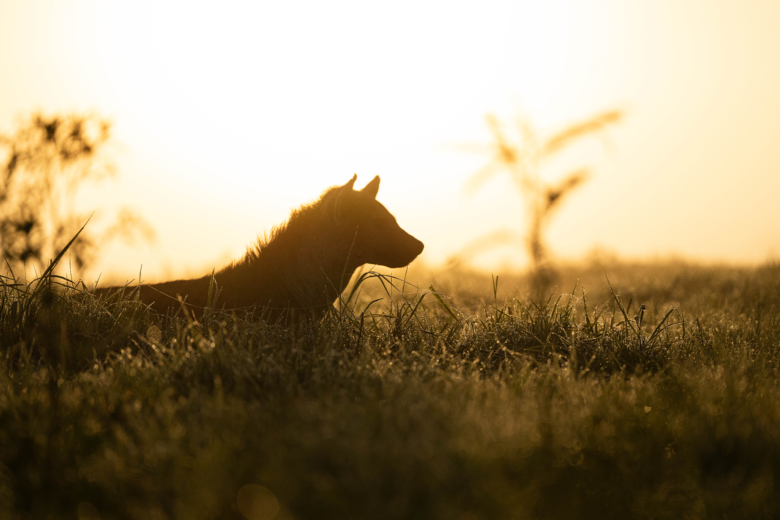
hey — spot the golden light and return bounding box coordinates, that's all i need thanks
[81,1,608,278]
[1,1,779,280]
[89,1,588,182]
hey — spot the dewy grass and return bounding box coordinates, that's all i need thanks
[2,240,780,518]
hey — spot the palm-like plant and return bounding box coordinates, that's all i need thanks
[462,109,623,285]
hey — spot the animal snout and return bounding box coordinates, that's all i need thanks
[399,233,424,265]
[410,236,424,257]
[378,232,424,268]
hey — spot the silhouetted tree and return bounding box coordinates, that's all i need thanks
[462,109,623,289]
[0,113,154,278]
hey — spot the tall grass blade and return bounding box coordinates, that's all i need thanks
[429,285,459,321]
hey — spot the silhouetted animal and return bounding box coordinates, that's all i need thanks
[100,175,424,322]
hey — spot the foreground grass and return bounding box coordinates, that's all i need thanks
[1,261,780,519]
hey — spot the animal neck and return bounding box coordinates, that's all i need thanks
[217,207,360,317]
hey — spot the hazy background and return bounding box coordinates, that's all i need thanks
[1,0,778,282]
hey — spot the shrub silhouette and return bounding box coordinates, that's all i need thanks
[462,109,623,289]
[0,113,154,276]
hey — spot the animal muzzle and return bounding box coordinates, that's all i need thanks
[383,232,424,268]
[409,235,424,259]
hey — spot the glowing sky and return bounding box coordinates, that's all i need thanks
[1,0,779,281]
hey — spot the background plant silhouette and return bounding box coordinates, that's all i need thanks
[462,109,623,288]
[0,113,154,278]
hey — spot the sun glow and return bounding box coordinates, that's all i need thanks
[90,1,591,185]
[67,0,606,278]
[2,0,780,280]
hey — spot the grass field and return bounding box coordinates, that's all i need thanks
[2,258,780,519]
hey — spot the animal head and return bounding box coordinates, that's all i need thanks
[327,174,424,269]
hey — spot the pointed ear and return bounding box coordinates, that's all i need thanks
[342,173,357,191]
[333,174,357,220]
[360,175,380,199]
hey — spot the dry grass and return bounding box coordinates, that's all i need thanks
[1,254,780,519]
